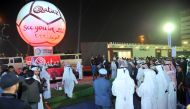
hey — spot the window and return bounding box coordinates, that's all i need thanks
[60,55,75,60]
[14,58,22,63]
[57,53,81,60]
[79,54,82,59]
[0,59,9,64]
[10,59,13,63]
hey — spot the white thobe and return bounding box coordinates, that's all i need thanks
[155,65,169,109]
[111,61,117,79]
[76,62,83,79]
[136,69,156,109]
[137,84,153,109]
[168,81,176,109]
[62,67,78,98]
[165,70,177,109]
[112,69,135,109]
[136,67,144,86]
[40,69,51,99]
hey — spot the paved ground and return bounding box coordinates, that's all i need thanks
[51,76,183,109]
[52,76,141,109]
[57,100,96,109]
[57,94,141,109]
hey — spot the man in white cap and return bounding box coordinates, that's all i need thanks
[62,65,78,98]
[93,68,112,109]
[31,67,44,109]
[0,73,31,109]
[112,68,135,109]
[40,66,51,99]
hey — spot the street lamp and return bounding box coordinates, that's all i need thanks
[163,22,175,47]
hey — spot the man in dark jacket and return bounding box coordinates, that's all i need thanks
[0,73,31,109]
[19,67,28,78]
[8,65,16,73]
[177,64,186,105]
[93,68,112,109]
[185,61,190,105]
[20,70,42,109]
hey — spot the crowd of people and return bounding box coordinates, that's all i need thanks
[0,65,52,109]
[0,61,83,109]
[0,55,189,109]
[92,55,190,109]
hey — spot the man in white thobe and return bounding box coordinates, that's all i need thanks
[149,66,158,109]
[155,65,169,109]
[76,61,83,80]
[136,69,157,109]
[136,62,148,87]
[31,67,44,109]
[163,61,177,109]
[112,68,135,109]
[168,75,177,109]
[111,57,117,79]
[62,65,78,98]
[136,67,144,87]
[40,66,51,99]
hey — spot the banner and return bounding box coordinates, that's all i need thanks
[25,55,60,67]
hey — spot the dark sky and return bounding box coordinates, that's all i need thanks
[0,0,190,56]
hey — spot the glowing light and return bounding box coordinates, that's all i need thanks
[16,1,66,47]
[138,35,145,44]
[163,22,175,33]
[120,45,125,48]
[182,41,188,44]
[135,46,139,49]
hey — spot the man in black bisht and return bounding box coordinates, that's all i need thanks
[0,73,31,109]
[19,70,42,109]
[176,64,186,105]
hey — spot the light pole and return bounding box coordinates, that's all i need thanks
[163,22,175,47]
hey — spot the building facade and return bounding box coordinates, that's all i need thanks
[180,10,190,46]
[107,42,190,61]
[81,42,190,65]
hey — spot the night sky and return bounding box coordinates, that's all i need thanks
[0,0,190,56]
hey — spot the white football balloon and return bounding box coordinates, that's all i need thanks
[16,1,66,47]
